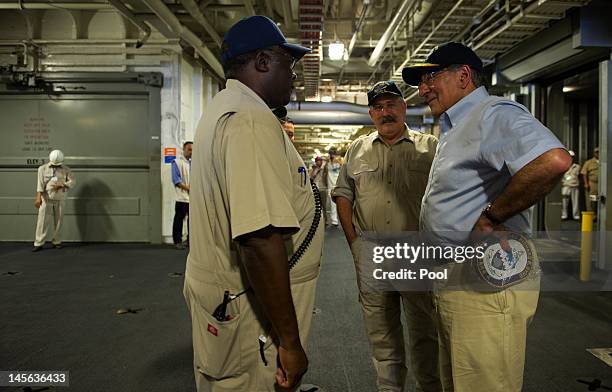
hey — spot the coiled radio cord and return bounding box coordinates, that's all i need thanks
[213,179,323,321]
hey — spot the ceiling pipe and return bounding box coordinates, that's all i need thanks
[180,0,222,47]
[347,0,370,58]
[472,1,549,51]
[287,101,429,115]
[451,0,498,42]
[286,101,430,125]
[392,0,465,79]
[0,2,111,9]
[337,0,371,84]
[281,0,292,27]
[368,0,417,67]
[107,0,151,48]
[141,0,224,80]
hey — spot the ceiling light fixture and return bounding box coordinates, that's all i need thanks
[328,41,345,61]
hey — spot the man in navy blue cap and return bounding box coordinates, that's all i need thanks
[404,42,571,392]
[333,80,440,392]
[184,15,324,392]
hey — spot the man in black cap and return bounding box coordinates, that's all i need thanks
[404,42,571,392]
[184,15,324,391]
[332,81,440,391]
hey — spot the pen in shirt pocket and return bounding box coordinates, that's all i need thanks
[298,166,307,186]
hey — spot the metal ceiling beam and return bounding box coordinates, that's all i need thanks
[472,0,556,50]
[264,0,274,16]
[281,0,292,27]
[107,0,151,48]
[243,0,256,16]
[368,0,416,67]
[141,0,224,80]
[392,0,465,79]
[180,0,222,48]
[203,4,244,12]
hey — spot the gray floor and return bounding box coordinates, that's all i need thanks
[1,229,611,391]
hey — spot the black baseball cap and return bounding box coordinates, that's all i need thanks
[221,15,311,65]
[402,42,484,87]
[367,81,404,106]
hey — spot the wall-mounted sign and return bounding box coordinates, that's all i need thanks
[163,147,176,164]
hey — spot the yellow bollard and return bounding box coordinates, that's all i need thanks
[580,211,595,282]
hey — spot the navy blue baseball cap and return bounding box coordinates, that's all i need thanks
[367,81,404,106]
[402,42,484,86]
[221,15,311,65]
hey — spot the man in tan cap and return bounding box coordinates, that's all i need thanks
[184,15,323,392]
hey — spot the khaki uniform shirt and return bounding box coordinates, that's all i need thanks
[187,79,323,291]
[581,158,599,189]
[37,163,75,201]
[332,128,437,232]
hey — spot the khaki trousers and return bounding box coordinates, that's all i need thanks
[586,188,598,212]
[433,280,540,392]
[184,274,318,392]
[34,198,63,247]
[351,239,441,392]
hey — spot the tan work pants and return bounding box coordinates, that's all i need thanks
[34,198,63,247]
[351,239,441,392]
[184,274,318,392]
[433,281,540,392]
[586,188,598,213]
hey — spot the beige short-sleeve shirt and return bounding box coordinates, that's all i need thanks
[187,79,323,290]
[332,128,437,232]
[581,158,599,186]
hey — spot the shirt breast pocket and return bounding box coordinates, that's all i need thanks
[351,160,380,195]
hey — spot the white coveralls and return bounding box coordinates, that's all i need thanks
[34,163,75,247]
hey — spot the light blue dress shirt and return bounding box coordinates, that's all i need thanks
[171,158,190,186]
[419,87,564,240]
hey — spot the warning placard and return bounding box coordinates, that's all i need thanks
[163,147,176,164]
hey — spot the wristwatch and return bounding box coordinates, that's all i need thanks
[483,203,502,225]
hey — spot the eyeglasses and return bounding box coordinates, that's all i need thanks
[265,47,298,70]
[370,101,402,112]
[420,67,450,86]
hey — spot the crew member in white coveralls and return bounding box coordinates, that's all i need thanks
[33,149,75,252]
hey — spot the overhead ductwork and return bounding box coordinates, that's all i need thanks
[286,101,430,125]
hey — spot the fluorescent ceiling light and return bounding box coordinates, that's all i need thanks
[321,95,333,102]
[329,42,345,61]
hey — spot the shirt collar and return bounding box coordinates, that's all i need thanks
[226,78,269,108]
[372,124,414,146]
[440,86,489,134]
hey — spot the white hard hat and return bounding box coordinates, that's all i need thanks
[49,150,64,166]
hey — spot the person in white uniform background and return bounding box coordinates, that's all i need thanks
[33,149,75,252]
[561,150,581,220]
[326,147,341,226]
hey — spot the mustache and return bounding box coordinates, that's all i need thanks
[381,115,396,124]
